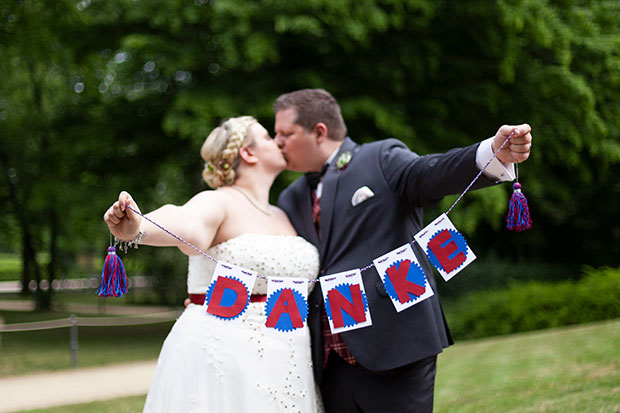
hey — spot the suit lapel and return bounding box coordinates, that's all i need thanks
[319,138,357,258]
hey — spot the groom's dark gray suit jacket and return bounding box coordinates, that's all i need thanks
[278,137,495,383]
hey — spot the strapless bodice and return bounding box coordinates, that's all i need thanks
[187,233,320,295]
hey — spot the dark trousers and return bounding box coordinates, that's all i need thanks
[321,353,437,413]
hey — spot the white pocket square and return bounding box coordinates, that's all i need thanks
[351,186,375,206]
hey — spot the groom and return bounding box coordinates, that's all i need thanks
[275,88,533,412]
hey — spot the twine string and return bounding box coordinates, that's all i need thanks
[123,131,515,281]
[445,130,515,215]
[125,205,218,265]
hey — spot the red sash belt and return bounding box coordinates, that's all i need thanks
[188,293,267,305]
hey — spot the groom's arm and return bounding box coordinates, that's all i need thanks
[380,124,533,208]
[380,140,492,208]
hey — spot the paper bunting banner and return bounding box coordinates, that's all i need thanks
[319,269,372,334]
[415,213,476,281]
[264,277,309,332]
[373,243,434,312]
[204,261,257,320]
[107,128,527,340]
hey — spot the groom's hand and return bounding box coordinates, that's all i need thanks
[492,124,533,164]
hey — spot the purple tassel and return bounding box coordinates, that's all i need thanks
[506,182,532,232]
[96,246,128,297]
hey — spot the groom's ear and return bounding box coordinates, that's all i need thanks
[312,122,329,144]
[239,146,258,165]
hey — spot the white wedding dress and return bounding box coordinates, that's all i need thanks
[143,233,322,413]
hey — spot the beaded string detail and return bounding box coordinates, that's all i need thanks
[117,131,524,284]
[445,129,516,215]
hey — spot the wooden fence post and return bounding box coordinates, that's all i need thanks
[70,314,78,368]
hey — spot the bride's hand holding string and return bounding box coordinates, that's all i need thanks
[103,191,142,241]
[103,189,226,255]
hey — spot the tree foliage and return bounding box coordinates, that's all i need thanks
[1,0,618,305]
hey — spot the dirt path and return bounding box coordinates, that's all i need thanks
[0,360,156,412]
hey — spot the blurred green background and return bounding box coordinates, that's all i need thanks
[0,0,618,319]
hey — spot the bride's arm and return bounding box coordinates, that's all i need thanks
[103,190,226,255]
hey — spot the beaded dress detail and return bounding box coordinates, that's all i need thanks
[143,234,322,413]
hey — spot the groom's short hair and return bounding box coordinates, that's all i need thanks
[274,88,347,141]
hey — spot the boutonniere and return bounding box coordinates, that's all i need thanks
[336,151,352,170]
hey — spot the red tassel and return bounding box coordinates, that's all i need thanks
[96,246,128,297]
[506,182,532,232]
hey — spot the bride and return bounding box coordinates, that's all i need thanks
[103,116,322,412]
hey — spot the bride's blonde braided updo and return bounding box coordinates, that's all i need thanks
[201,116,257,188]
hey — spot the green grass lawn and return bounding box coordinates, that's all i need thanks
[21,396,146,413]
[0,253,22,281]
[435,319,620,412]
[10,319,619,412]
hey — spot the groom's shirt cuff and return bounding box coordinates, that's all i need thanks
[475,137,515,182]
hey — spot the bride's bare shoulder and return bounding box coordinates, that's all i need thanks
[187,188,233,205]
[179,189,233,221]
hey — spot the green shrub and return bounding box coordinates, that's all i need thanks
[434,256,581,301]
[444,266,620,340]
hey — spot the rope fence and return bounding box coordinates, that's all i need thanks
[0,310,181,368]
[0,311,181,332]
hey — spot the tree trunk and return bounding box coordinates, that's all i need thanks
[30,61,54,310]
[20,228,38,296]
[0,146,34,295]
[43,209,59,309]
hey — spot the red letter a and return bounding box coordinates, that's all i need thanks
[265,288,304,329]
